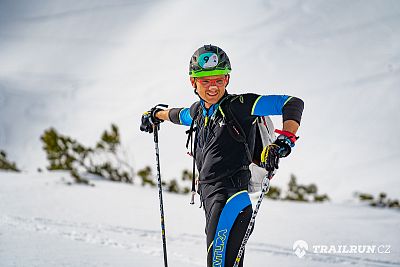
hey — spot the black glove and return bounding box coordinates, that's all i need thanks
[261,130,298,171]
[140,105,168,133]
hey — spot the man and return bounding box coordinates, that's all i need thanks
[140,44,304,267]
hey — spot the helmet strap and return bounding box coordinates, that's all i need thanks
[193,88,200,97]
[192,83,209,104]
[225,74,230,87]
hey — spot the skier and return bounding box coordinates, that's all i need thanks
[140,44,304,267]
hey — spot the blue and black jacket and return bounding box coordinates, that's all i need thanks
[168,92,304,190]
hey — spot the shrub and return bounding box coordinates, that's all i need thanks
[0,150,20,172]
[137,166,156,187]
[41,124,134,184]
[137,167,193,194]
[182,187,191,194]
[180,169,195,194]
[283,174,329,203]
[358,193,374,201]
[356,191,399,209]
[314,194,330,202]
[182,169,193,181]
[167,179,180,193]
[266,186,281,200]
[41,128,85,171]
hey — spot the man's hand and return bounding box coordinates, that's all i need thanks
[140,105,168,133]
[261,130,298,171]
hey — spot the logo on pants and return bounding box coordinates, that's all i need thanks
[213,229,227,266]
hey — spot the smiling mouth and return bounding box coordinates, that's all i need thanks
[207,92,218,96]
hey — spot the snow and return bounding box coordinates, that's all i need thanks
[1,172,399,266]
[1,0,400,266]
[0,0,399,201]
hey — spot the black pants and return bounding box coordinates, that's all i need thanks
[200,172,252,267]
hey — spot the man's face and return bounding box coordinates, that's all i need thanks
[190,75,229,107]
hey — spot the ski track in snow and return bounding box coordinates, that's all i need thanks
[1,215,399,267]
[0,215,204,266]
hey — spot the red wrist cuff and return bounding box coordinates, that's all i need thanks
[275,129,298,143]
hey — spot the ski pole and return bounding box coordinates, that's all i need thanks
[153,120,169,267]
[233,170,274,267]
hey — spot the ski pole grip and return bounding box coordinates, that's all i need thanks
[155,104,169,109]
[152,104,168,139]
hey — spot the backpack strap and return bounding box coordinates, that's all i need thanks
[219,95,253,163]
[185,102,201,205]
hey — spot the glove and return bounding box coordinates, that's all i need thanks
[140,105,166,133]
[261,130,298,171]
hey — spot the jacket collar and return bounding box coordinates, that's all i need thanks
[199,92,229,117]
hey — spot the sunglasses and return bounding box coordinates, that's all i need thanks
[196,77,226,87]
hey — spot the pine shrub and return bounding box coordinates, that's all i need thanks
[41,124,134,184]
[283,174,329,203]
[137,166,156,187]
[355,191,399,209]
[0,150,20,172]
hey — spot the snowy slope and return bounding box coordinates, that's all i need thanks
[0,1,399,201]
[1,172,399,267]
[1,1,400,266]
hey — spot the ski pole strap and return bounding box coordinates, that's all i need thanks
[274,129,298,144]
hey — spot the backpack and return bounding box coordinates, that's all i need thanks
[247,116,276,192]
[186,94,276,196]
[219,95,277,193]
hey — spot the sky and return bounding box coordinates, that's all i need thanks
[0,0,399,200]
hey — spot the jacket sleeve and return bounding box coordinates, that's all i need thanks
[249,94,304,125]
[168,101,200,126]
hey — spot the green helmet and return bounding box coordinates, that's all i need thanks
[189,45,231,77]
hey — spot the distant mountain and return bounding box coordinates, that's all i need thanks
[0,0,399,200]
